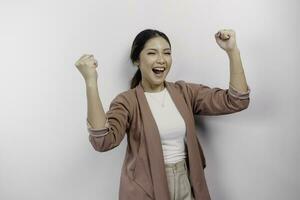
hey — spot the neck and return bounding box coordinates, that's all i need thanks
[141,80,166,93]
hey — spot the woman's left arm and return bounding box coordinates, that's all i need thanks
[215,29,249,93]
[177,29,251,116]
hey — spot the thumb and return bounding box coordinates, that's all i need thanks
[215,31,221,39]
[214,32,221,43]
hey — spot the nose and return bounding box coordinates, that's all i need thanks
[156,53,166,64]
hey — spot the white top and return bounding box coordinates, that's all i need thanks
[144,88,187,164]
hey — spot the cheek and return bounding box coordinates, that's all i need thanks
[140,67,152,77]
[167,59,172,67]
[146,57,157,65]
[166,56,172,63]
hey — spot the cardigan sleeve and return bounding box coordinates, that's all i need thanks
[87,93,131,152]
[179,80,250,115]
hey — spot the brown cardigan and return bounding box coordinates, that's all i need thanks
[87,80,250,200]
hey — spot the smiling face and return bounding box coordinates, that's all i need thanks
[135,36,172,92]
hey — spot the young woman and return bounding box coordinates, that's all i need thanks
[75,29,250,200]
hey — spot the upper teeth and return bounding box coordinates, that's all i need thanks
[154,67,165,71]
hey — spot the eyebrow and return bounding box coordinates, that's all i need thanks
[146,48,171,51]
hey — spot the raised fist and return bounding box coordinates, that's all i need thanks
[215,29,238,52]
[75,54,99,81]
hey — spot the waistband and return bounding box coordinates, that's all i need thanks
[165,159,187,173]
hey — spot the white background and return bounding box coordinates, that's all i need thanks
[0,0,299,199]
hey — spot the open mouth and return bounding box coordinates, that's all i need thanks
[152,67,165,75]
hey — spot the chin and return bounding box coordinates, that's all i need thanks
[152,77,166,84]
[148,71,169,86]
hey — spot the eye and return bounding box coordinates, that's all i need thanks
[165,52,171,55]
[147,52,155,55]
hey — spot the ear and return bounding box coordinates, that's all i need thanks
[133,61,139,67]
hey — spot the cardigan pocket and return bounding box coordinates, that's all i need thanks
[132,156,154,199]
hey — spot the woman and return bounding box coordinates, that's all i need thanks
[75,29,250,200]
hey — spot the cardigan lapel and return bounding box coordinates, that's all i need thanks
[136,81,170,199]
[136,80,206,200]
[165,81,205,187]
[166,81,209,199]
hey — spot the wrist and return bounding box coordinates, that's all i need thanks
[85,78,98,87]
[226,47,240,56]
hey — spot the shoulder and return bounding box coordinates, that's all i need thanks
[169,80,202,89]
[117,88,136,101]
[171,80,210,92]
[111,88,137,109]
[168,80,198,93]
[168,80,187,89]
[169,80,213,101]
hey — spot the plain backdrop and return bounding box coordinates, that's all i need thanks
[0,0,299,199]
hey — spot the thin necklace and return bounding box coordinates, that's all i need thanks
[146,88,167,107]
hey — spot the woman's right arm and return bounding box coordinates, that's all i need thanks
[75,54,107,130]
[75,54,129,152]
[85,78,107,130]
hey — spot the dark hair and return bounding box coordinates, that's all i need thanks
[130,29,171,89]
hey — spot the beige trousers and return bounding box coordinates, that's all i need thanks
[165,159,195,200]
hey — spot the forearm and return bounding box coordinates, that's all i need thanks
[85,79,107,129]
[227,48,248,92]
